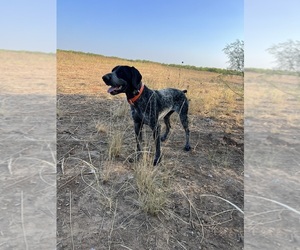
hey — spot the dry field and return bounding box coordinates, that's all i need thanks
[2,50,298,249]
[57,50,244,249]
[244,72,300,249]
[0,50,56,249]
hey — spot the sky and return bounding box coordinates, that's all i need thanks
[0,1,299,69]
[57,0,243,68]
[0,0,56,53]
[245,0,300,69]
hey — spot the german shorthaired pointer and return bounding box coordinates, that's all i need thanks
[102,66,191,166]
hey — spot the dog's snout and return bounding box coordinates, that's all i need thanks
[102,74,111,83]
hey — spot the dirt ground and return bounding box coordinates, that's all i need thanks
[0,51,56,249]
[57,51,244,249]
[244,72,300,249]
[2,50,298,249]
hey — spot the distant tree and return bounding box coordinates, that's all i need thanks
[223,39,244,73]
[267,39,300,73]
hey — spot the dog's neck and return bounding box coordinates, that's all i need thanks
[127,82,145,105]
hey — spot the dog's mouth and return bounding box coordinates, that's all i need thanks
[102,73,127,95]
[107,85,124,95]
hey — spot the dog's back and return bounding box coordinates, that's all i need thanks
[155,88,189,114]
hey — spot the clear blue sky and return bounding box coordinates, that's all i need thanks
[245,0,300,69]
[57,0,243,68]
[1,1,299,69]
[0,0,56,53]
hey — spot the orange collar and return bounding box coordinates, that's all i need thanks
[128,83,144,105]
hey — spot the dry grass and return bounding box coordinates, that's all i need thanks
[133,151,171,215]
[0,50,56,95]
[112,100,129,118]
[95,121,108,134]
[108,132,124,159]
[245,72,300,133]
[57,50,243,121]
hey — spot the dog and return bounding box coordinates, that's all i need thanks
[102,66,191,166]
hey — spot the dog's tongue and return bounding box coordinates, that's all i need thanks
[107,86,118,93]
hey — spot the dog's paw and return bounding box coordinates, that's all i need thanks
[184,145,191,151]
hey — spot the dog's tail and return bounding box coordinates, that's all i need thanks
[182,90,188,94]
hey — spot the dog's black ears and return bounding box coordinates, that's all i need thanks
[130,66,142,90]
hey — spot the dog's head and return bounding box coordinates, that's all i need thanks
[102,66,142,95]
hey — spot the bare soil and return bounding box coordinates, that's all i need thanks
[0,51,56,249]
[244,72,300,249]
[2,50,298,250]
[56,51,244,249]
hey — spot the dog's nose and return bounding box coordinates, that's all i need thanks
[102,74,111,83]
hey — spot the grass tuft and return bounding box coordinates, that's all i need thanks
[108,132,124,159]
[95,122,108,134]
[133,151,170,215]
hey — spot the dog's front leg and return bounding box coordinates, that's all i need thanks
[152,124,161,166]
[134,121,143,160]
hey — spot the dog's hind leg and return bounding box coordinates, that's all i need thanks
[178,104,191,151]
[161,110,174,142]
